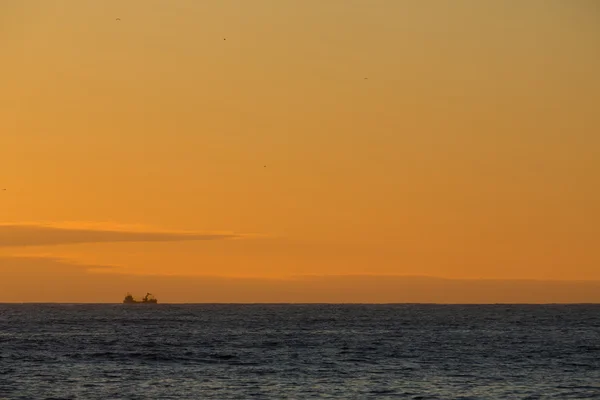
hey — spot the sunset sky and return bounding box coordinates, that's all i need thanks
[1,1,599,302]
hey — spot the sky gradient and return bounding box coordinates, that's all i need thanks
[1,1,599,302]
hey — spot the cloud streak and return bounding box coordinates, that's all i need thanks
[1,257,600,303]
[0,222,240,247]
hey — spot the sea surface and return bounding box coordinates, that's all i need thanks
[0,304,599,399]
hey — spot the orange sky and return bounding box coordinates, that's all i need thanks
[1,1,599,302]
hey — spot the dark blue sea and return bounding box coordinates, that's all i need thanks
[1,304,599,399]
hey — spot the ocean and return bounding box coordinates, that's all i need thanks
[0,304,599,399]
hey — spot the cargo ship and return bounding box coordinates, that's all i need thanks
[123,292,158,304]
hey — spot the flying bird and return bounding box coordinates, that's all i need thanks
[116,18,121,21]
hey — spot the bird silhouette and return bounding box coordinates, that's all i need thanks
[116,18,121,21]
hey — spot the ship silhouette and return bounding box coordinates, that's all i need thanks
[123,292,158,304]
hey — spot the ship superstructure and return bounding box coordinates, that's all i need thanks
[123,293,158,304]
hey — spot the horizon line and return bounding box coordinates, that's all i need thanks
[2,302,599,305]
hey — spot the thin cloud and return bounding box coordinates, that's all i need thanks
[1,257,599,303]
[0,222,241,247]
[0,255,121,273]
